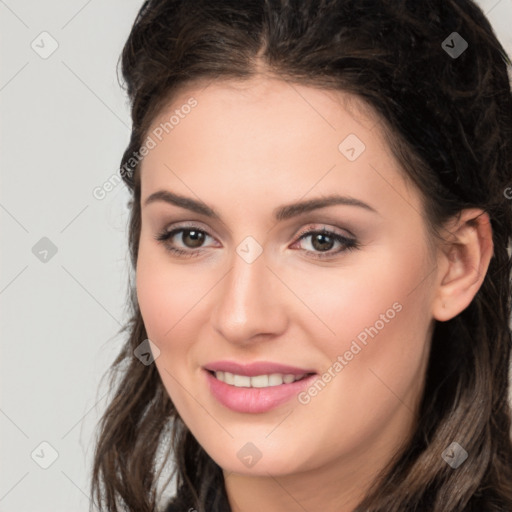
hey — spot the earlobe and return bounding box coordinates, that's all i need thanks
[432,209,494,322]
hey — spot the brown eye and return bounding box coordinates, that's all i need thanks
[310,232,336,252]
[293,227,359,260]
[179,229,206,248]
[154,226,214,258]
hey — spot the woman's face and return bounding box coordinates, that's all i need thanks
[136,77,439,482]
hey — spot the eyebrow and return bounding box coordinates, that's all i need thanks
[143,190,378,221]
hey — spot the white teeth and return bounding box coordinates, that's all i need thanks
[268,374,283,386]
[282,374,296,384]
[233,374,251,387]
[213,371,306,387]
[251,374,269,388]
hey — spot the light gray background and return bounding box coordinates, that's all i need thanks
[1,1,512,511]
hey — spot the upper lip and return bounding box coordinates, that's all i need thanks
[203,360,316,377]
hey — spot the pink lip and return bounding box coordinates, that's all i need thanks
[203,360,316,377]
[202,363,318,414]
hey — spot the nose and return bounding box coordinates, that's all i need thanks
[210,243,288,345]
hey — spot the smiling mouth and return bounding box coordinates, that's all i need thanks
[207,369,316,388]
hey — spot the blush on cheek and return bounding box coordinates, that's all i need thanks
[136,252,185,330]
[339,304,406,372]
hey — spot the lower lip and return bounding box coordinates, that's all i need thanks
[203,369,318,413]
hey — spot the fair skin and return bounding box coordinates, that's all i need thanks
[135,76,493,512]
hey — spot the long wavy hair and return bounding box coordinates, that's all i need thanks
[90,1,512,511]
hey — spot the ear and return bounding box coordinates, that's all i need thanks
[431,208,494,322]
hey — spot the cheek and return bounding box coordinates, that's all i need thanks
[290,244,430,351]
[310,250,432,419]
[135,241,219,409]
[136,240,208,342]
[135,250,205,416]
[300,244,433,401]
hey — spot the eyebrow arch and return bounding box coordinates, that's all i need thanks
[143,190,378,221]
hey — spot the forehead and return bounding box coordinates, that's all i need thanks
[139,77,423,225]
[147,76,380,138]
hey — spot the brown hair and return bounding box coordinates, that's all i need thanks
[90,1,512,510]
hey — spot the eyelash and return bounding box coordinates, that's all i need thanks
[154,224,360,260]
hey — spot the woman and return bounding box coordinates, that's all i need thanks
[90,1,512,511]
